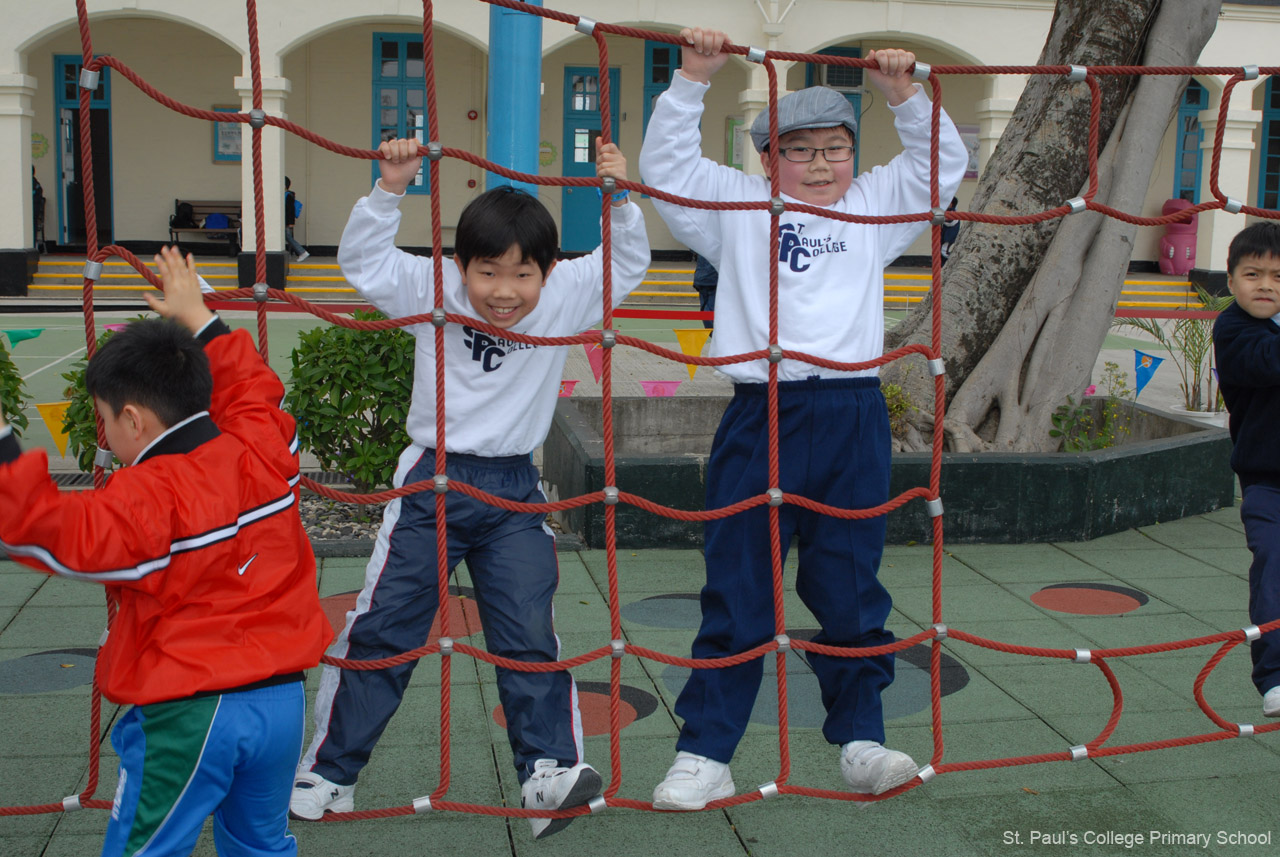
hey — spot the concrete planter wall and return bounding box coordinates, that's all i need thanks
[541,396,1235,549]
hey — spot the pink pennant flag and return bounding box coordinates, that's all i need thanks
[583,343,605,383]
[639,380,682,397]
[558,380,579,398]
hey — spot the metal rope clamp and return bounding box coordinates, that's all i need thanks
[930,207,947,226]
[426,141,443,161]
[588,795,608,814]
[747,46,767,65]
[79,68,100,91]
[916,763,936,784]
[928,358,946,377]
[610,639,625,659]
[1225,198,1244,214]
[769,197,786,216]
[433,474,449,494]
[601,176,617,195]
[758,781,780,799]
[83,260,104,281]
[1073,648,1092,664]
[926,497,944,518]
[767,344,783,364]
[94,447,115,469]
[767,487,784,507]
[1066,197,1087,215]
[253,282,269,303]
[575,16,597,36]
[911,61,932,81]
[603,486,619,506]
[1244,625,1262,642]
[1068,65,1088,83]
[437,636,453,656]
[431,307,447,328]
[413,795,433,813]
[1238,723,1255,737]
[600,329,617,349]
[248,109,267,129]
[63,794,83,812]
[774,633,791,651]
[932,623,948,641]
[1242,65,1260,81]
[1069,744,1089,761]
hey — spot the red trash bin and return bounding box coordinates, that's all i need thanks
[1159,198,1197,276]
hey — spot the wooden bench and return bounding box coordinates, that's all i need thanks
[169,199,241,256]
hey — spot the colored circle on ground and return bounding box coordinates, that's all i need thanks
[320,586,482,639]
[660,630,969,725]
[0,648,97,694]
[492,681,657,736]
[620,593,702,629]
[1030,583,1149,616]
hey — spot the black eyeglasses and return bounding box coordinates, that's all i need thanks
[777,145,854,163]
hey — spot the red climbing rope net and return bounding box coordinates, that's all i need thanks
[5,0,1280,824]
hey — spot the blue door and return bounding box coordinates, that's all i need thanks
[54,55,112,248]
[561,67,621,253]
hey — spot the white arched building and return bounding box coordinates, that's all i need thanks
[1,0,1277,292]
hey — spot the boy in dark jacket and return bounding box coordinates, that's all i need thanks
[1212,221,1280,718]
[0,246,332,856]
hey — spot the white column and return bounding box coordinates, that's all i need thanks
[1196,81,1262,273]
[0,74,38,251]
[234,74,291,254]
[975,74,1025,174]
[739,60,794,177]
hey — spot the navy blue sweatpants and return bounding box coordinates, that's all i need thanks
[1241,483,1280,695]
[301,446,583,786]
[675,377,895,763]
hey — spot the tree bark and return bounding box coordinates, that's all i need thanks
[884,0,1222,452]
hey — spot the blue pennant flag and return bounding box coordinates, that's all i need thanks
[1134,350,1165,398]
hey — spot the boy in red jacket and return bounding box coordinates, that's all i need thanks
[0,246,333,857]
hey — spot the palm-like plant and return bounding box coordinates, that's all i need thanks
[1112,286,1234,412]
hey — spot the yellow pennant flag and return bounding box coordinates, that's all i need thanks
[35,401,71,457]
[673,328,712,380]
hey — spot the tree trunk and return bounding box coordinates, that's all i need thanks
[884,0,1222,452]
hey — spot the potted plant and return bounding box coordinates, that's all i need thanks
[0,338,31,436]
[1111,285,1232,423]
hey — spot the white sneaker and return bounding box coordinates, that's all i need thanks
[651,751,735,810]
[289,770,355,820]
[296,250,310,262]
[840,741,918,795]
[1264,687,1280,718]
[521,760,602,840]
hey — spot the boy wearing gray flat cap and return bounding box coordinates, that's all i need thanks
[640,27,966,810]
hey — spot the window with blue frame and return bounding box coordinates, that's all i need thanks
[804,47,861,174]
[643,41,681,134]
[1174,80,1206,202]
[1259,77,1280,210]
[373,34,429,193]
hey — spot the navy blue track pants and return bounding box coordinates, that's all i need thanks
[301,446,582,786]
[1242,483,1280,694]
[675,377,895,763]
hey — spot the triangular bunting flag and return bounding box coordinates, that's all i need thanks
[35,401,71,457]
[583,343,605,384]
[673,328,712,380]
[3,328,44,348]
[639,380,682,397]
[1134,350,1165,398]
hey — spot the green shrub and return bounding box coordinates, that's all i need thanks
[61,324,130,471]
[0,338,30,435]
[284,311,414,493]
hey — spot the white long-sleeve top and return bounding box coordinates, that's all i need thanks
[338,185,650,456]
[639,74,967,382]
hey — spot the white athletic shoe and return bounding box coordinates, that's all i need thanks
[840,741,918,795]
[521,760,602,839]
[289,770,355,820]
[296,250,310,262]
[652,751,735,810]
[1264,686,1280,718]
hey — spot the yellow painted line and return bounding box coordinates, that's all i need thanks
[1122,290,1198,297]
[1118,301,1205,308]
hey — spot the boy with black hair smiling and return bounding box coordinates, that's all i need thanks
[639,27,966,808]
[0,246,332,857]
[291,137,649,838]
[1213,220,1280,719]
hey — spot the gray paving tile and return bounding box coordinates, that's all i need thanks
[1052,613,1222,652]
[1057,546,1223,579]
[1121,575,1246,614]
[948,543,1117,583]
[942,618,1092,666]
[1139,518,1247,550]
[0,569,44,608]
[1182,546,1253,574]
[20,578,110,609]
[894,584,1053,626]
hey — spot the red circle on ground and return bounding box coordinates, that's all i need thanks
[1030,587,1143,616]
[492,691,637,736]
[319,592,481,639]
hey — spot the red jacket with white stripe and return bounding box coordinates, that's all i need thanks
[0,320,333,705]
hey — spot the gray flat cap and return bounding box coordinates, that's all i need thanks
[749,86,858,153]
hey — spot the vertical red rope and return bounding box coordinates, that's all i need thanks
[926,71,947,769]
[421,0,454,802]
[245,0,271,361]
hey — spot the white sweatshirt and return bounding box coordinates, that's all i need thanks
[639,74,967,382]
[338,185,650,456]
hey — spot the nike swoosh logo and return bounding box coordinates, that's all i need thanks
[238,554,258,576]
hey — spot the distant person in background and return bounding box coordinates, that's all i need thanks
[940,196,959,264]
[692,252,718,329]
[285,176,310,262]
